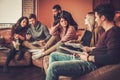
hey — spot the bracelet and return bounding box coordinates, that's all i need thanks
[87,55,90,62]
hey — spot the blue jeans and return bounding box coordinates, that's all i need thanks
[46,52,97,80]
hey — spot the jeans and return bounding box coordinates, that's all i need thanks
[46,52,97,80]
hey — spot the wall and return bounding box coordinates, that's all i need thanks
[93,0,110,10]
[0,0,22,23]
[22,0,35,17]
[0,0,34,29]
[37,0,93,28]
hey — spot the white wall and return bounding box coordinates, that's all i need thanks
[0,0,22,23]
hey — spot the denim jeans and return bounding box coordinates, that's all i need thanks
[46,52,97,80]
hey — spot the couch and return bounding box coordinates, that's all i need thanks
[1,28,120,80]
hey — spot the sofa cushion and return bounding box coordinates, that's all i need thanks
[0,29,11,43]
[73,64,120,80]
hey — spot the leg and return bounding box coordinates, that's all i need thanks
[49,51,76,64]
[57,42,71,54]
[3,47,17,73]
[46,60,96,80]
[23,41,39,49]
[17,46,27,61]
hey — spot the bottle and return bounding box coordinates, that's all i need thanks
[16,38,19,50]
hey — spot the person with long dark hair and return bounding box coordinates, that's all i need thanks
[32,15,77,60]
[3,16,29,73]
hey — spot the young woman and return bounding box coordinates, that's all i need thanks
[32,15,77,60]
[3,16,29,73]
[68,12,95,46]
[57,12,97,54]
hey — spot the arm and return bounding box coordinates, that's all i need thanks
[18,34,25,41]
[43,41,62,56]
[44,36,60,50]
[61,26,77,42]
[26,28,33,41]
[66,40,80,43]
[50,23,60,36]
[82,46,96,52]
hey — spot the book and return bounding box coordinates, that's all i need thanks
[59,46,84,54]
[64,42,83,48]
[28,49,44,52]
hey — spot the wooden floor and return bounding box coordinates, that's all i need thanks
[0,66,45,80]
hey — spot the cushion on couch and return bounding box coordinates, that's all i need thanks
[0,29,11,44]
[74,64,120,80]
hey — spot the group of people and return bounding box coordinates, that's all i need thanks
[3,4,78,73]
[3,3,120,80]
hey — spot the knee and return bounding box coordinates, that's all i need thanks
[50,52,57,58]
[22,41,29,46]
[49,52,60,60]
[49,52,58,63]
[47,62,60,74]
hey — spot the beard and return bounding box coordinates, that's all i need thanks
[54,13,61,20]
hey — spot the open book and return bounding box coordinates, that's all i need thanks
[64,42,83,48]
[59,46,84,54]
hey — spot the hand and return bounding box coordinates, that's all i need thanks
[12,41,19,48]
[12,41,16,48]
[77,52,89,61]
[82,46,91,52]
[38,40,46,46]
[14,34,19,39]
[26,34,31,40]
[66,40,74,43]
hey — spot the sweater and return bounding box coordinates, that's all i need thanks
[27,21,51,42]
[91,26,120,67]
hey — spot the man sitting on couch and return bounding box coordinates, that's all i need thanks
[45,4,120,80]
[23,14,51,49]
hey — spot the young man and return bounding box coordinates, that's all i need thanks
[45,4,120,80]
[23,14,51,49]
[52,4,78,30]
[115,16,120,27]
